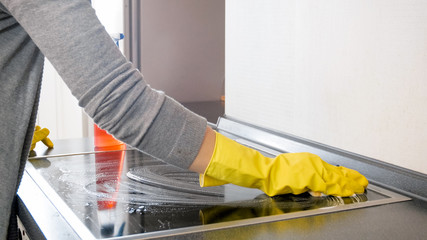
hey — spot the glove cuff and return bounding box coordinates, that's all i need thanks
[199,131,229,187]
[200,131,273,191]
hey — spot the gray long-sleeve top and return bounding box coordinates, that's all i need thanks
[0,1,207,238]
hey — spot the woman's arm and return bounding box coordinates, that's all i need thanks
[189,126,216,173]
[1,0,207,169]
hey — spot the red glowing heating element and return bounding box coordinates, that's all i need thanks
[94,124,124,148]
[94,124,126,210]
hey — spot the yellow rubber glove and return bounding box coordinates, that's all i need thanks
[30,125,54,150]
[200,132,368,197]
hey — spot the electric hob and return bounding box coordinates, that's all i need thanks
[21,136,410,239]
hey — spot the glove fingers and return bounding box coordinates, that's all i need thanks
[323,170,366,196]
[42,138,54,148]
[32,128,50,143]
[282,153,368,197]
[315,165,365,196]
[338,166,369,188]
[31,126,54,150]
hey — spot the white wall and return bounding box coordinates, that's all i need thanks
[92,0,124,52]
[225,0,427,174]
[37,59,84,140]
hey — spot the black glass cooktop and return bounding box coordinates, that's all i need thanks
[26,148,402,239]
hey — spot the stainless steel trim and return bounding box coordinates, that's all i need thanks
[28,149,132,160]
[18,171,83,240]
[235,138,283,156]
[103,184,410,240]
[216,117,318,154]
[217,117,427,200]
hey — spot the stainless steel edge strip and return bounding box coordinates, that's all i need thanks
[18,172,81,240]
[28,149,133,160]
[216,117,427,200]
[106,184,410,240]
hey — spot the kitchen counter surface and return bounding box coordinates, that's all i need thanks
[18,115,427,239]
[19,137,427,240]
[161,198,427,240]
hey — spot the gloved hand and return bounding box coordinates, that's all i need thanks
[200,132,368,197]
[30,125,54,150]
